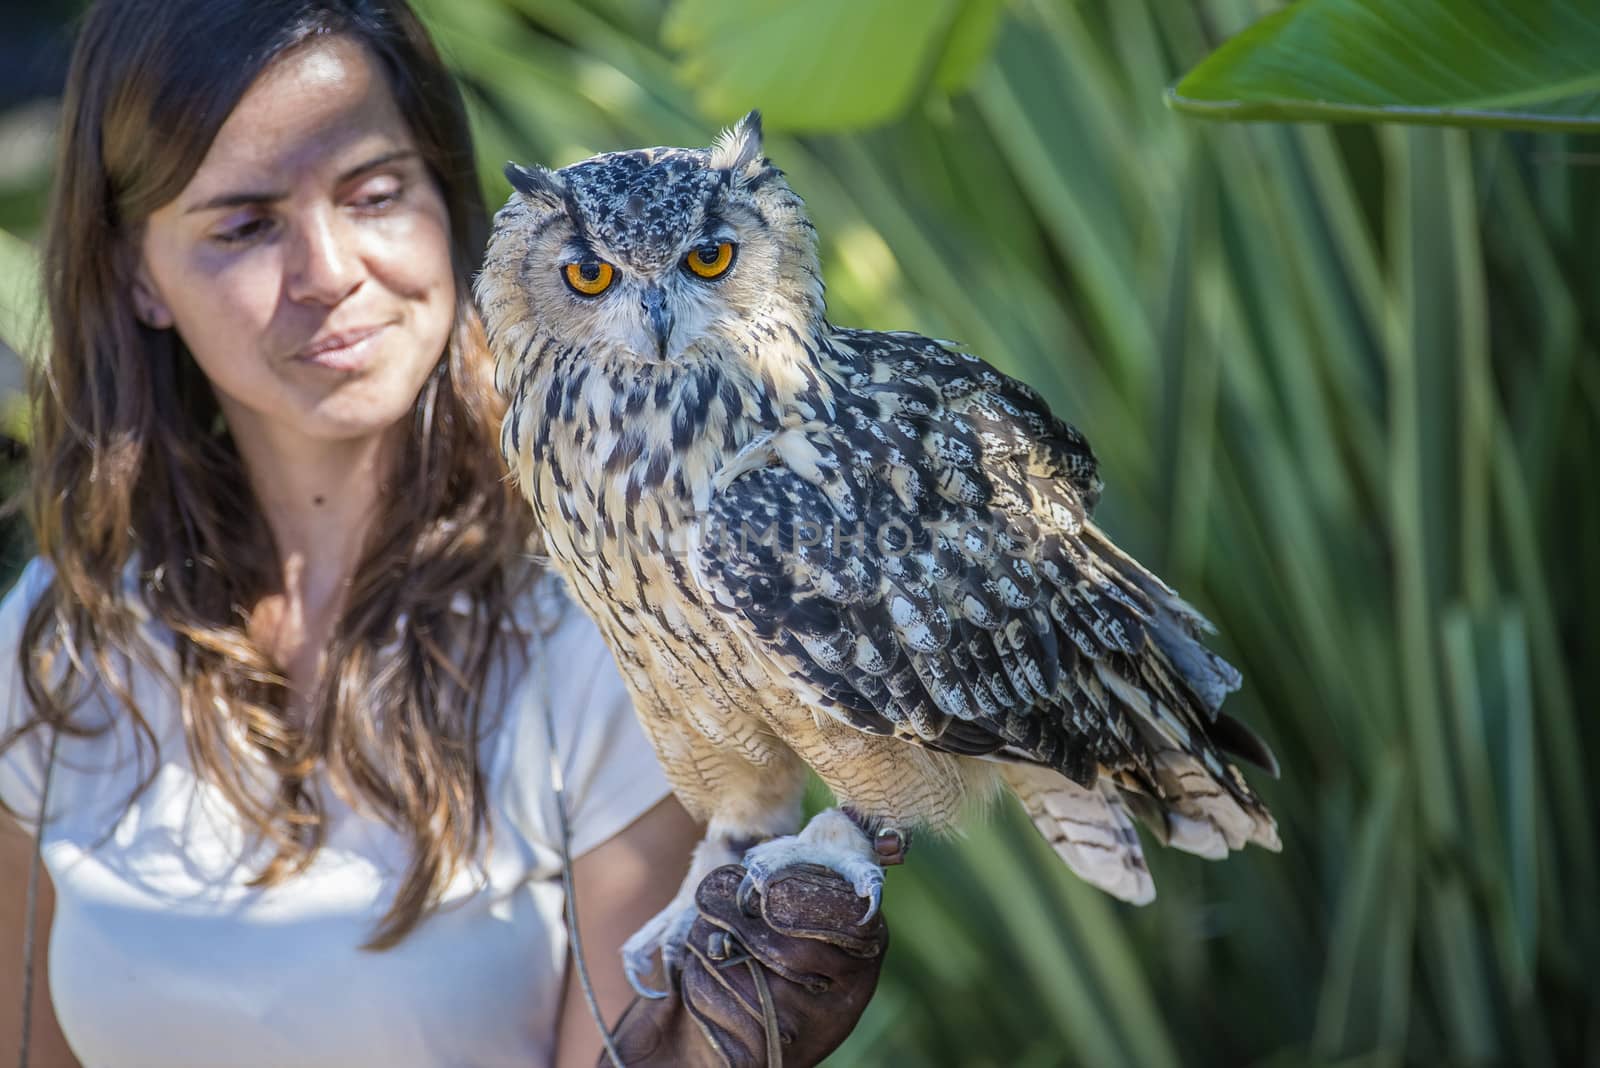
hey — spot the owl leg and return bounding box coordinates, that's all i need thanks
[738,808,886,923]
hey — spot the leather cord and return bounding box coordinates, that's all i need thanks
[704,938,785,1068]
[745,956,784,1067]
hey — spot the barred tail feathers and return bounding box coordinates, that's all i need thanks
[1094,661,1282,855]
[1001,762,1156,905]
[1154,749,1282,853]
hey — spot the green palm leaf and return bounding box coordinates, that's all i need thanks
[1169,0,1600,130]
[3,1,1594,1062]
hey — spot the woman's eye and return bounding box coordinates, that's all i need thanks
[212,218,273,246]
[353,180,403,211]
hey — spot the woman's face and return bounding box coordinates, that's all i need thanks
[134,35,454,450]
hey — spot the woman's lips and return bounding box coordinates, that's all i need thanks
[295,323,388,372]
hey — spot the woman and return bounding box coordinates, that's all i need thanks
[0,1,885,1065]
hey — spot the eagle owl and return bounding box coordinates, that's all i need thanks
[476,112,1280,993]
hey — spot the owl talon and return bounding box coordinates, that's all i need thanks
[736,871,762,917]
[627,972,670,1001]
[621,897,699,999]
[739,808,887,925]
[623,949,671,1000]
[857,883,882,926]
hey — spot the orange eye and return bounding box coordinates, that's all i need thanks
[563,260,614,296]
[684,241,735,280]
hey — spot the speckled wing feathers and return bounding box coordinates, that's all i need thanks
[692,328,1279,855]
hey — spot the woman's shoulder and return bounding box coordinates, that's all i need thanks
[2,555,56,601]
[1,553,181,745]
[0,556,57,644]
[0,559,64,822]
[1,554,169,663]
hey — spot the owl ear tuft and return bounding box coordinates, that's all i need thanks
[505,162,566,210]
[709,110,765,182]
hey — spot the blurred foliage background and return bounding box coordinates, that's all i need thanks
[2,0,1597,1065]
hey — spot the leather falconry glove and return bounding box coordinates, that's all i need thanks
[601,863,889,1067]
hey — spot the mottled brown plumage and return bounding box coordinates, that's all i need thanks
[476,112,1279,991]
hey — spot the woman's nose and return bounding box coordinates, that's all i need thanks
[285,208,362,306]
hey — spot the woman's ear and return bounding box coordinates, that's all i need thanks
[130,261,174,330]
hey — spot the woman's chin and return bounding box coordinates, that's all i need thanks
[298,402,418,445]
[288,366,437,444]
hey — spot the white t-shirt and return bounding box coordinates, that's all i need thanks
[0,557,674,1068]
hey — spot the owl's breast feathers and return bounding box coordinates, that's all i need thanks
[498,308,846,554]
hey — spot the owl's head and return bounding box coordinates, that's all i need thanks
[477,112,822,372]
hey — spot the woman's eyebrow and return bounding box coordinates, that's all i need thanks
[183,148,421,214]
[338,147,420,183]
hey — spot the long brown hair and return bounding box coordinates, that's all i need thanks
[2,0,537,948]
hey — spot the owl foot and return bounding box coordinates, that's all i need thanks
[620,899,698,1000]
[738,808,885,924]
[620,834,743,999]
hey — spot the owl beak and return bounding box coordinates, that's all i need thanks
[641,284,674,359]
